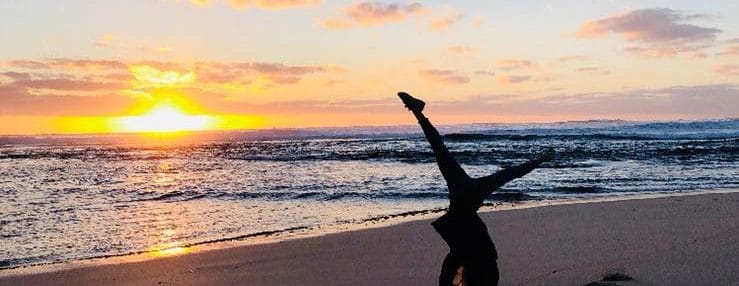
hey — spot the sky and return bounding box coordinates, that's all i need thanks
[1,0,738,135]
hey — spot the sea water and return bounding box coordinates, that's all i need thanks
[1,119,737,269]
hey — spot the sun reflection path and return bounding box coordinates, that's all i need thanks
[149,245,190,257]
[148,227,191,257]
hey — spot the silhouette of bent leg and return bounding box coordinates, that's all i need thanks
[474,152,551,199]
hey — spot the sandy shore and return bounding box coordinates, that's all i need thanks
[1,192,737,286]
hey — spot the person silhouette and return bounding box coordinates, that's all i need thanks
[397,92,554,286]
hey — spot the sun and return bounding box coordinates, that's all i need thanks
[112,103,214,133]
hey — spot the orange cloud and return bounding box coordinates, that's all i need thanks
[427,9,463,31]
[94,34,120,48]
[0,58,343,117]
[129,65,196,88]
[320,19,353,30]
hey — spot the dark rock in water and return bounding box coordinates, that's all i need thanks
[583,271,633,286]
[602,272,633,281]
[583,282,618,286]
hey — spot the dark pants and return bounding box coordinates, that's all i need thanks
[440,253,499,286]
[416,116,500,286]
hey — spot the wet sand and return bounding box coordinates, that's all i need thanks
[1,191,737,286]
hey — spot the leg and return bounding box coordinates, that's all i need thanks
[474,149,554,200]
[398,92,473,211]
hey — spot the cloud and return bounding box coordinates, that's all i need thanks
[717,38,739,57]
[1,71,33,81]
[320,2,463,31]
[470,15,485,28]
[427,9,463,31]
[94,34,120,48]
[320,19,353,30]
[575,8,721,58]
[324,79,346,86]
[6,58,128,70]
[443,84,739,119]
[474,70,496,76]
[574,66,610,75]
[496,59,537,71]
[418,69,470,84]
[189,0,213,5]
[713,64,739,76]
[345,2,424,26]
[0,58,343,116]
[188,0,321,9]
[198,84,739,121]
[558,55,589,62]
[443,45,475,54]
[497,75,531,84]
[0,87,135,116]
[12,79,126,91]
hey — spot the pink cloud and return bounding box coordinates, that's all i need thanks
[1,71,33,81]
[497,75,531,84]
[474,70,496,77]
[557,55,589,63]
[12,79,126,91]
[713,64,739,76]
[418,69,470,84]
[345,2,424,26]
[575,8,721,58]
[575,66,610,75]
[190,0,321,10]
[495,59,537,71]
[717,39,739,57]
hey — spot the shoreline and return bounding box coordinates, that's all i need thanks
[1,188,736,279]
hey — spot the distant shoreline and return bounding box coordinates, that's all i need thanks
[1,117,736,137]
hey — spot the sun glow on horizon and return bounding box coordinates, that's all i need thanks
[112,103,214,133]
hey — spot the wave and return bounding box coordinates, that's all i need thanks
[443,133,657,141]
[117,189,549,204]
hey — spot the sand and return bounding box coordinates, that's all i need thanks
[1,191,737,286]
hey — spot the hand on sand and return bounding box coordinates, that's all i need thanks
[397,92,425,113]
[539,148,555,162]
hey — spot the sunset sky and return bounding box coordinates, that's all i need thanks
[1,0,738,135]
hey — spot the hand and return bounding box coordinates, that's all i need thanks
[538,148,555,162]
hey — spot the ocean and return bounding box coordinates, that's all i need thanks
[1,119,737,269]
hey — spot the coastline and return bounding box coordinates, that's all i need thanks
[1,189,737,285]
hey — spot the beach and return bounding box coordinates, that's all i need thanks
[2,191,737,286]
